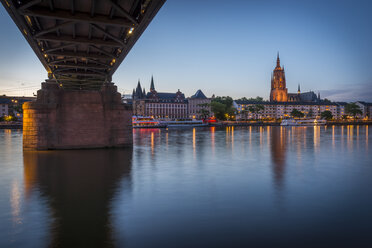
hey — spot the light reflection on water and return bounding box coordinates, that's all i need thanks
[0,126,371,248]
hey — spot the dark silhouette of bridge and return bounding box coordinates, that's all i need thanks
[1,0,165,150]
[2,0,165,89]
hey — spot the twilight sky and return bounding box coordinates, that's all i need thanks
[0,0,371,101]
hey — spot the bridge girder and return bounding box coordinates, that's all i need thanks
[1,0,165,90]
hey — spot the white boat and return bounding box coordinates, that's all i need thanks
[281,119,326,126]
[132,116,165,128]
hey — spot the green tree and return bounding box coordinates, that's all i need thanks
[213,96,233,108]
[210,101,227,120]
[237,96,264,102]
[13,105,23,114]
[4,115,15,122]
[237,97,248,101]
[321,110,333,120]
[252,96,264,102]
[345,103,362,119]
[211,96,236,120]
[291,109,305,118]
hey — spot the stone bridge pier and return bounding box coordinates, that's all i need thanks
[23,80,132,150]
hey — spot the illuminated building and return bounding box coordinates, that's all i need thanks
[132,76,188,119]
[234,100,341,119]
[270,54,320,103]
[270,53,288,102]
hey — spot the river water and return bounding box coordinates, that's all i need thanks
[0,126,371,248]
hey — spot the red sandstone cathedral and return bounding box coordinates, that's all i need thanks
[270,53,319,103]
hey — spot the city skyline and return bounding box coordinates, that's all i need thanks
[0,0,371,102]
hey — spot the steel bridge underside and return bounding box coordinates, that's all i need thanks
[1,0,165,90]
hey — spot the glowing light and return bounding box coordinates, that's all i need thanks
[128,27,134,34]
[25,15,32,26]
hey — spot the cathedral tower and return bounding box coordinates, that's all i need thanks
[270,53,288,102]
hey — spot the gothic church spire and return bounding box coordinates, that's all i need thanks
[276,52,280,68]
[150,75,155,91]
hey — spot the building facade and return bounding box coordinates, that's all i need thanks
[234,100,342,120]
[356,101,372,119]
[0,98,9,117]
[0,96,35,119]
[132,77,188,119]
[188,90,211,119]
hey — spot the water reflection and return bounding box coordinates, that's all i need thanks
[193,128,196,158]
[10,179,22,225]
[270,127,287,190]
[367,125,369,148]
[1,127,372,248]
[23,149,133,248]
[211,126,215,154]
[313,126,320,151]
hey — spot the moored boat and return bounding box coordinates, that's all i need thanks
[281,118,326,126]
[163,119,208,128]
[132,116,166,128]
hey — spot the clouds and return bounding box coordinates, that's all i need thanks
[320,83,372,102]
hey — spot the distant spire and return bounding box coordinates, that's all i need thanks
[318,91,320,100]
[136,79,142,98]
[298,84,301,94]
[276,52,280,67]
[150,75,155,91]
[143,87,146,96]
[136,79,142,91]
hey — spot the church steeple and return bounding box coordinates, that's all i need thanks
[150,75,155,91]
[276,52,280,68]
[298,84,301,94]
[135,79,143,99]
[270,53,288,102]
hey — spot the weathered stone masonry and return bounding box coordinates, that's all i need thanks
[23,80,132,150]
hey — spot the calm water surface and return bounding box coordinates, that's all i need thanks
[0,126,371,248]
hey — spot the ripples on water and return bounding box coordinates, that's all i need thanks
[0,126,371,248]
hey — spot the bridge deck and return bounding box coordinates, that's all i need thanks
[1,0,165,90]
